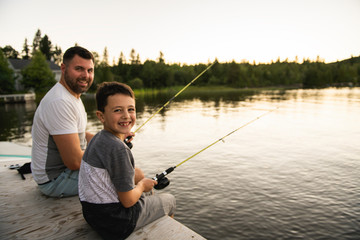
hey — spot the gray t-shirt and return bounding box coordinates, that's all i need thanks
[79,129,138,203]
[78,130,141,239]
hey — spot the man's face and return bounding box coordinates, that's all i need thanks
[62,55,94,96]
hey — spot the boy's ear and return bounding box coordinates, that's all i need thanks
[96,110,105,123]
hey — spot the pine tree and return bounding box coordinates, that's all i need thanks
[158,51,165,64]
[118,52,125,65]
[130,49,136,65]
[52,45,62,65]
[0,48,15,93]
[102,47,109,66]
[22,38,30,60]
[39,34,52,60]
[32,29,42,56]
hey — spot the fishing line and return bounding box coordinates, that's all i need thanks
[134,61,215,133]
[125,61,216,147]
[153,107,279,189]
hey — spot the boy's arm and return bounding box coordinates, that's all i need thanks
[134,167,145,184]
[117,178,157,208]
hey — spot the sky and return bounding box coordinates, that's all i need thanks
[0,0,359,65]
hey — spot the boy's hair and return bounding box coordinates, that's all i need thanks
[96,82,135,112]
[63,46,94,64]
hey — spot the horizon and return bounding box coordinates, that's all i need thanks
[1,0,359,65]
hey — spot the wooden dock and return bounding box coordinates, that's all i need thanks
[0,93,35,103]
[0,142,206,240]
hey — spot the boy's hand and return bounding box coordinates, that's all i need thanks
[124,132,135,148]
[140,178,158,192]
[125,132,135,142]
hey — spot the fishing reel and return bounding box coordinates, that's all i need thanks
[154,176,170,190]
[153,166,176,190]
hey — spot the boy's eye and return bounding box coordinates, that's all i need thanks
[129,108,135,112]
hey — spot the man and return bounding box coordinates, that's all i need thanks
[31,46,95,197]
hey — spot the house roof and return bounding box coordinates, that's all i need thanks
[8,58,61,71]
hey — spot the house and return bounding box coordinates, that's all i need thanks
[7,59,61,91]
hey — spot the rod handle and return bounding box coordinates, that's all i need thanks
[124,136,133,149]
[152,166,176,190]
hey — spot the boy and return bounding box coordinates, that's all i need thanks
[79,82,176,239]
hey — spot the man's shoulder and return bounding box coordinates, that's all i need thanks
[40,85,79,112]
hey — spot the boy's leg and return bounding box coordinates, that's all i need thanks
[37,169,79,198]
[134,193,176,230]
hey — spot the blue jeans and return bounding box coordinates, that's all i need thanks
[37,169,79,198]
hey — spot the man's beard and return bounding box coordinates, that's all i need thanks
[64,70,91,94]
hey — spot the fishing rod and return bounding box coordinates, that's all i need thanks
[153,107,279,190]
[124,61,216,148]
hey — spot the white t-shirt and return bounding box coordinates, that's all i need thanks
[31,83,87,184]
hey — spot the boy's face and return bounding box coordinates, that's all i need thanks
[96,93,136,139]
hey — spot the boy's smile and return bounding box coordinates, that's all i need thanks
[97,93,136,140]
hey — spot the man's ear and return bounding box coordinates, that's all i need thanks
[60,63,66,74]
[96,110,105,123]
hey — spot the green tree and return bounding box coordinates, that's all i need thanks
[128,77,144,89]
[52,45,62,65]
[22,38,30,59]
[158,51,165,63]
[114,52,127,76]
[1,45,19,59]
[21,51,56,91]
[39,34,53,60]
[0,48,15,93]
[130,49,136,65]
[92,51,101,68]
[94,48,114,85]
[32,29,42,56]
[226,61,240,87]
[102,47,109,66]
[117,52,126,65]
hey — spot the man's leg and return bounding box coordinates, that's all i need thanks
[37,169,79,198]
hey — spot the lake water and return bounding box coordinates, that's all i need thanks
[1,87,360,239]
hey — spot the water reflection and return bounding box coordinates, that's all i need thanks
[1,88,360,239]
[0,101,36,144]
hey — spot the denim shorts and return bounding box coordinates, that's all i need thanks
[37,168,79,198]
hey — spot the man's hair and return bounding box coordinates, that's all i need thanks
[96,82,135,112]
[63,46,94,64]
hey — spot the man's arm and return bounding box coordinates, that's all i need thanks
[85,132,94,145]
[52,133,84,170]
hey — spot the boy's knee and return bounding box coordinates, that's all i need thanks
[160,193,176,216]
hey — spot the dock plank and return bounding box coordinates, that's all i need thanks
[0,154,205,239]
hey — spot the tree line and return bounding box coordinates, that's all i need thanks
[1,29,359,94]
